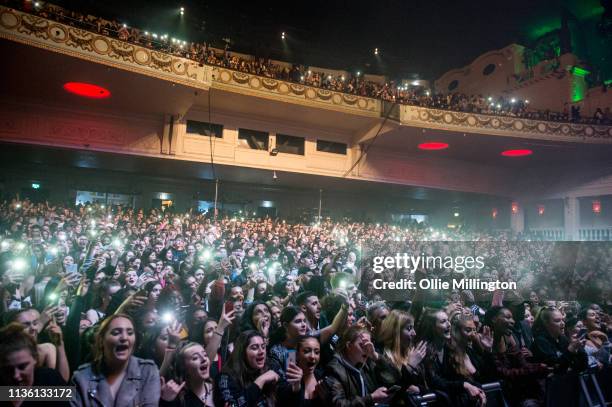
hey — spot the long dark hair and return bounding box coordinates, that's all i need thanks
[221,330,266,388]
[269,306,303,346]
[240,301,270,333]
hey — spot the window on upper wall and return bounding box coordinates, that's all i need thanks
[238,128,269,150]
[316,139,347,155]
[448,80,459,91]
[186,120,223,138]
[276,134,305,155]
[482,64,496,76]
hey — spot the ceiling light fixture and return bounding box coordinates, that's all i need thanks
[418,142,449,150]
[501,149,532,157]
[63,82,111,98]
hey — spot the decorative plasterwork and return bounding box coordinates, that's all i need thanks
[401,106,612,143]
[0,7,210,89]
[211,68,381,116]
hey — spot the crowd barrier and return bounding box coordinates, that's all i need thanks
[545,369,611,407]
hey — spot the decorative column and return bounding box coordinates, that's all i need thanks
[564,196,580,241]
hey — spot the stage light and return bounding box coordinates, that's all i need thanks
[511,98,516,103]
[418,142,449,150]
[425,90,430,96]
[31,183,40,189]
[308,70,312,75]
[327,75,332,80]
[34,2,40,7]
[501,149,532,157]
[374,48,379,55]
[64,82,111,99]
[281,32,286,40]
[300,75,304,81]
[453,212,460,217]
[144,31,149,36]
[341,75,345,81]
[487,97,492,101]
[412,80,419,86]
[15,203,21,209]
[152,33,158,38]
[525,99,529,104]
[496,104,501,109]
[122,23,127,28]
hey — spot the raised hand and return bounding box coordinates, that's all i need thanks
[46,320,64,346]
[40,305,59,328]
[407,340,427,368]
[478,326,493,351]
[167,321,183,348]
[286,362,303,392]
[218,307,236,332]
[160,377,186,401]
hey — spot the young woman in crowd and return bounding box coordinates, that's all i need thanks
[268,306,309,380]
[71,314,160,406]
[160,342,215,407]
[0,323,69,406]
[214,330,279,407]
[417,309,486,407]
[5,307,70,381]
[485,306,550,406]
[375,309,427,404]
[531,307,588,373]
[277,335,324,407]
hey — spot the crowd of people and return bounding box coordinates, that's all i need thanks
[5,0,611,125]
[0,198,610,406]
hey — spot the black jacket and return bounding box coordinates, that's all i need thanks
[531,331,588,373]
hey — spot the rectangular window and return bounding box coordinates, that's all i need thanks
[276,134,305,155]
[316,139,347,155]
[238,128,269,150]
[186,120,223,138]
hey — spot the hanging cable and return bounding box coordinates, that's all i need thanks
[343,100,397,178]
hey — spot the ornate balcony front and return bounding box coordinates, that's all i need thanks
[0,6,211,89]
[399,105,612,144]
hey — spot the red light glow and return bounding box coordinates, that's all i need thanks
[538,205,545,216]
[63,82,111,98]
[418,142,449,150]
[501,149,532,157]
[511,202,519,214]
[593,200,601,214]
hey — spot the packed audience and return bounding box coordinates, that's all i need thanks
[4,0,611,125]
[0,198,610,406]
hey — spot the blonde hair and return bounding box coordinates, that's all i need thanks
[93,314,135,372]
[379,310,414,370]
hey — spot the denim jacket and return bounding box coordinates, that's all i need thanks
[70,356,160,407]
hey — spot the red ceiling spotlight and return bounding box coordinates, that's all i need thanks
[418,142,449,150]
[511,202,519,214]
[63,82,111,98]
[501,149,533,157]
[592,200,601,214]
[491,208,498,219]
[538,204,545,216]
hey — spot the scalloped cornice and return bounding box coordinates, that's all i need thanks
[401,105,612,143]
[0,7,210,89]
